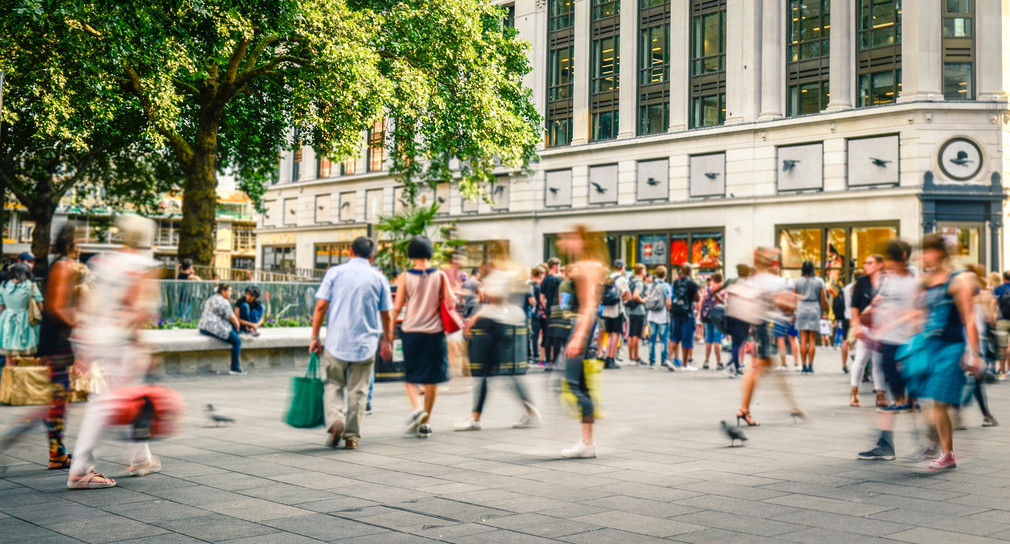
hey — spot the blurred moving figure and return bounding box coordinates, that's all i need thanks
[454,259,541,432]
[556,226,606,458]
[953,264,998,429]
[68,215,162,489]
[719,264,753,378]
[38,224,85,470]
[793,261,827,373]
[850,256,888,408]
[736,248,803,427]
[392,236,454,439]
[542,259,566,370]
[0,262,44,358]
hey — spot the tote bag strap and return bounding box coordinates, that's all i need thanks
[306,352,320,380]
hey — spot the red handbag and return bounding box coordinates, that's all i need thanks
[439,271,463,335]
[105,385,186,440]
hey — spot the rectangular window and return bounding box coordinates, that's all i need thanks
[857,0,902,107]
[547,0,574,147]
[367,118,385,172]
[777,223,898,283]
[317,157,332,179]
[314,243,351,270]
[786,0,830,117]
[590,0,620,142]
[283,197,298,226]
[942,0,974,99]
[503,3,515,29]
[262,246,296,271]
[291,148,301,182]
[638,0,671,135]
[689,0,726,128]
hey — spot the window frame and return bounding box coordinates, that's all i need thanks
[775,221,900,284]
[547,0,575,147]
[689,0,726,128]
[942,0,974,100]
[856,0,902,107]
[637,0,671,135]
[786,0,830,117]
[367,118,385,172]
[590,1,620,142]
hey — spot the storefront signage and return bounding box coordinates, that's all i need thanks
[938,137,983,182]
[639,235,667,266]
[260,232,296,245]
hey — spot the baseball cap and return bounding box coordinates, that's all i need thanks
[613,259,625,269]
[17,252,35,262]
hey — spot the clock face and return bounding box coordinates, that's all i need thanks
[938,138,983,181]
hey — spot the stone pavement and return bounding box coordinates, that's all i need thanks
[2,349,1010,543]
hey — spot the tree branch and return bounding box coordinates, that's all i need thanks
[244,34,282,71]
[234,55,312,89]
[122,63,194,169]
[222,37,252,88]
[172,78,200,97]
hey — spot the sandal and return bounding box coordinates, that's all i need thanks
[128,456,162,477]
[736,409,759,427]
[67,469,116,489]
[48,454,72,470]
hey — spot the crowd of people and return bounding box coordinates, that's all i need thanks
[1,222,1006,488]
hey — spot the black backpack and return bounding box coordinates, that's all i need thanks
[601,277,621,306]
[832,291,846,321]
[625,277,643,310]
[670,278,692,317]
[999,289,1010,320]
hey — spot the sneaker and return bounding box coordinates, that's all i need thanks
[998,372,1007,381]
[405,409,427,434]
[229,368,245,375]
[702,361,710,370]
[776,366,789,372]
[927,452,957,471]
[513,406,542,429]
[418,424,433,438]
[983,415,999,427]
[876,403,911,414]
[673,359,683,368]
[683,364,699,372]
[365,404,373,415]
[716,363,724,371]
[953,412,967,430]
[453,416,482,432]
[560,438,597,459]
[661,360,674,372]
[857,439,896,461]
[128,456,162,477]
[918,445,941,461]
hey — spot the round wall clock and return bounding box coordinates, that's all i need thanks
[938,137,983,181]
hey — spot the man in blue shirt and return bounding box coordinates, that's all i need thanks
[310,237,393,450]
[994,271,1010,379]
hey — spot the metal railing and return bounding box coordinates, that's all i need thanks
[158,280,320,324]
[187,265,325,283]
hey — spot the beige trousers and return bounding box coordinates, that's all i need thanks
[321,351,374,441]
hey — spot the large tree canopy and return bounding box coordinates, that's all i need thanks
[0,6,179,268]
[5,0,540,265]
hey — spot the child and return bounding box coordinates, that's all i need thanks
[819,317,833,348]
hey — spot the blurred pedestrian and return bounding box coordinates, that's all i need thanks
[527,266,547,367]
[234,286,264,336]
[0,262,43,358]
[953,264,998,430]
[794,261,827,373]
[68,215,162,489]
[542,259,566,370]
[736,248,804,427]
[454,260,541,432]
[392,236,454,438]
[37,224,84,470]
[719,264,753,378]
[850,256,888,408]
[557,226,606,458]
[198,284,245,374]
[310,237,393,450]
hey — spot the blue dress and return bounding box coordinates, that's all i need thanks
[910,274,967,406]
[0,280,44,352]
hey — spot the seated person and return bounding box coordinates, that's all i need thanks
[234,286,264,336]
[198,284,244,374]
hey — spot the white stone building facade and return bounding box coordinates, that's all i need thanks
[260,0,1010,279]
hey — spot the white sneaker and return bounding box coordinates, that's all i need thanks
[682,365,699,372]
[513,405,542,428]
[452,416,482,431]
[404,409,427,434]
[561,438,597,458]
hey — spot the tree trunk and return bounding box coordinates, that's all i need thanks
[29,200,55,281]
[177,128,219,266]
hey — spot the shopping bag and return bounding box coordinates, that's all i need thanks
[285,352,325,428]
[105,385,186,440]
[897,333,930,385]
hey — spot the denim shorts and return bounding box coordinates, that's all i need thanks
[670,316,695,349]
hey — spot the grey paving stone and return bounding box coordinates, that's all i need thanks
[778,527,909,544]
[153,514,278,541]
[260,513,388,540]
[886,527,1005,543]
[416,522,499,540]
[674,494,800,520]
[582,495,703,519]
[201,498,316,521]
[392,496,512,522]
[0,517,76,540]
[671,511,804,538]
[218,533,327,544]
[483,513,602,538]
[563,527,685,543]
[768,509,911,537]
[869,507,1010,537]
[292,496,381,514]
[101,500,212,523]
[572,511,704,538]
[671,527,781,543]
[763,493,894,517]
[445,529,564,544]
[48,514,172,544]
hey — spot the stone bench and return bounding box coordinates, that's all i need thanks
[142,327,320,374]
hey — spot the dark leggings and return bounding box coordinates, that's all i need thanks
[879,342,906,401]
[562,323,594,423]
[961,375,991,416]
[727,318,749,372]
[44,351,73,460]
[473,322,532,415]
[545,334,566,367]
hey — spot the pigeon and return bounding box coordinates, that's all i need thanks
[341,202,350,209]
[590,181,607,194]
[869,157,891,168]
[704,172,719,180]
[782,159,801,171]
[437,196,445,204]
[720,420,747,447]
[949,150,974,166]
[205,404,236,427]
[646,177,661,186]
[548,187,559,194]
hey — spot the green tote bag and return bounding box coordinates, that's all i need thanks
[285,353,325,428]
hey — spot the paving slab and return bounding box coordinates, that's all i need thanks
[1,350,1009,542]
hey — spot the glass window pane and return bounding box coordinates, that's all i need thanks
[852,227,897,267]
[944,62,973,99]
[871,71,896,104]
[942,17,972,37]
[691,234,723,269]
[946,0,969,13]
[779,229,822,270]
[827,228,847,269]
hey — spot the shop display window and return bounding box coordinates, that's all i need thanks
[778,224,898,283]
